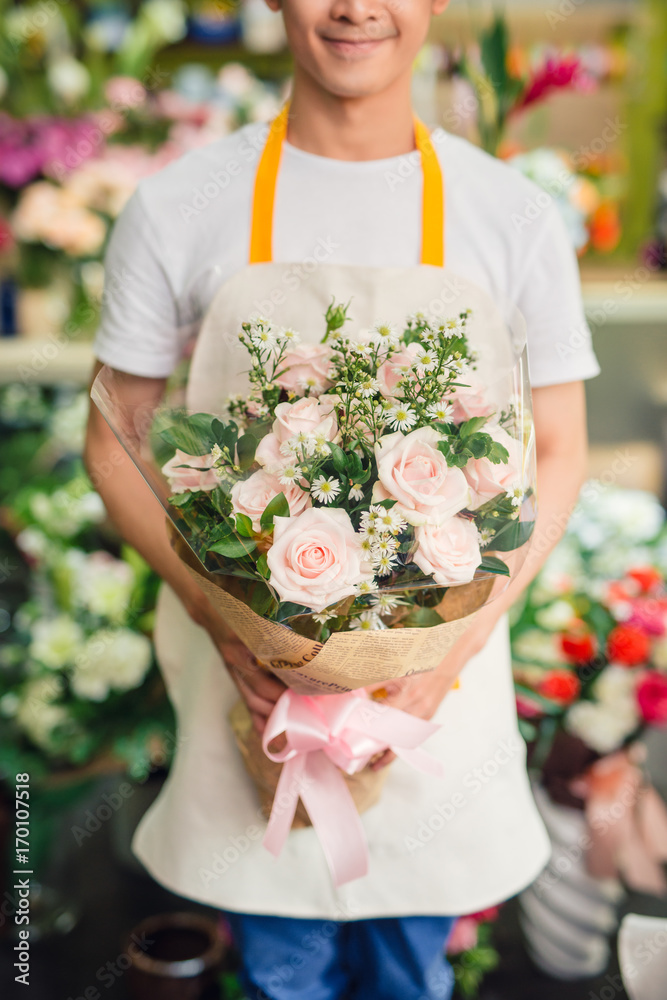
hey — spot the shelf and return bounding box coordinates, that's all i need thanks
[1,277,665,386]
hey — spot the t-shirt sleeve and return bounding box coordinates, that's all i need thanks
[92,184,190,378]
[515,202,601,388]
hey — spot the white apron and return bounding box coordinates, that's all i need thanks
[131,106,551,918]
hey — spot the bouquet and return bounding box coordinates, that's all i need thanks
[91,298,536,882]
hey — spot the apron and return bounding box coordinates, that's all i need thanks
[131,106,551,919]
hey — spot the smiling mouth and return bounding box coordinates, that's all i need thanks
[320,34,394,57]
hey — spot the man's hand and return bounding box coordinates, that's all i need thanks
[366,637,473,772]
[196,602,287,735]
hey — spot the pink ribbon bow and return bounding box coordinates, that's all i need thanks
[261,688,445,886]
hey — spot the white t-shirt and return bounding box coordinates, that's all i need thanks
[93,121,600,388]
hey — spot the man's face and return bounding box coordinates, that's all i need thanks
[265,0,450,99]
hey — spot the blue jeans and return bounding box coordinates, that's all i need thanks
[222,912,457,1000]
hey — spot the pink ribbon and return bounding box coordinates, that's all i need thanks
[261,688,445,886]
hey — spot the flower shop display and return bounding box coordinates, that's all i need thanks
[511,484,667,979]
[0,385,174,891]
[91,297,536,885]
[0,0,282,338]
[447,13,625,256]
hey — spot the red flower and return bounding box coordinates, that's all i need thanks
[470,906,501,924]
[636,672,667,725]
[513,56,583,113]
[560,632,596,663]
[606,625,651,666]
[539,670,581,704]
[627,567,663,594]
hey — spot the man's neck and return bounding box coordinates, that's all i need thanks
[286,70,417,161]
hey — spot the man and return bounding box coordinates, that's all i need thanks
[85,3,600,998]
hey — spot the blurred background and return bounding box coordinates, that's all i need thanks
[1,0,667,998]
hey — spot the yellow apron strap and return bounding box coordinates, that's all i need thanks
[249,103,290,264]
[414,116,445,268]
[249,104,445,267]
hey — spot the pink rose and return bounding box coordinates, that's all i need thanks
[377,343,421,398]
[161,449,219,494]
[464,425,523,509]
[230,469,311,532]
[275,344,334,395]
[255,433,286,471]
[373,427,470,526]
[449,368,496,424]
[413,516,481,586]
[273,397,338,445]
[637,672,667,725]
[267,507,374,612]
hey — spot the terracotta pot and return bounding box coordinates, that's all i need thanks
[124,911,226,1000]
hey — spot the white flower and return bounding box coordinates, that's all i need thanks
[312,610,336,625]
[249,322,278,350]
[277,326,301,345]
[371,593,407,613]
[30,616,85,670]
[349,484,365,502]
[565,700,639,755]
[356,376,380,398]
[311,476,341,504]
[368,322,400,348]
[387,403,417,432]
[279,464,303,485]
[593,665,638,708]
[375,553,399,576]
[426,401,454,422]
[534,600,576,631]
[370,505,407,534]
[16,676,68,750]
[297,376,324,395]
[355,579,379,595]
[77,551,136,622]
[413,348,438,373]
[512,628,564,665]
[349,611,386,631]
[506,484,525,507]
[71,629,152,701]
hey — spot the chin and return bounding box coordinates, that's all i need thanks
[312,63,401,100]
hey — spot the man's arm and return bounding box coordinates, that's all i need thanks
[83,360,287,733]
[369,380,589,764]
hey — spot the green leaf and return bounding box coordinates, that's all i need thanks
[374,498,397,510]
[488,441,510,465]
[329,442,348,475]
[234,513,254,537]
[459,415,488,439]
[237,433,257,471]
[276,601,312,622]
[167,492,194,508]
[260,492,290,531]
[160,413,215,453]
[478,555,510,577]
[207,535,257,559]
[249,583,275,616]
[486,519,535,552]
[256,552,270,579]
[401,607,444,628]
[467,435,488,459]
